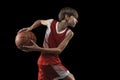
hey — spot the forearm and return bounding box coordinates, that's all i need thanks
[29,20,41,30]
[36,47,61,54]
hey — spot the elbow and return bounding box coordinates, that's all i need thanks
[56,48,62,54]
[56,46,65,54]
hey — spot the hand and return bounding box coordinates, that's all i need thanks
[22,40,41,52]
[17,27,31,33]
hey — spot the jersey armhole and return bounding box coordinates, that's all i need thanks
[66,29,71,36]
[47,19,54,28]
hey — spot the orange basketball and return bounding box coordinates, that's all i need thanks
[15,31,37,51]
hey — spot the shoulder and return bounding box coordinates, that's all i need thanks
[66,29,74,37]
[65,29,74,40]
[46,19,59,28]
[64,29,74,41]
[45,19,57,26]
[36,19,54,26]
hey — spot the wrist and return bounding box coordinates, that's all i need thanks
[28,27,33,31]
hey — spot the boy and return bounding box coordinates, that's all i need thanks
[18,7,78,80]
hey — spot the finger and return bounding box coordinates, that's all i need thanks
[31,40,35,43]
[23,45,32,48]
[17,28,25,33]
[18,28,29,33]
[22,49,29,52]
[31,40,37,46]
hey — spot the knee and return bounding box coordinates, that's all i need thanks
[70,74,75,80]
[63,73,75,80]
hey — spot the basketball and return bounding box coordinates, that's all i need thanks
[15,30,37,51]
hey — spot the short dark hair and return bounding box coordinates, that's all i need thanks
[58,7,79,21]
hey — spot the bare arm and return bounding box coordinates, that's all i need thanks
[57,31,74,53]
[23,31,74,54]
[18,19,52,33]
[40,31,74,54]
[29,19,51,30]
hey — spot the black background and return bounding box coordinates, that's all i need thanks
[1,0,114,80]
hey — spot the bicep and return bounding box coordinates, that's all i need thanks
[39,19,53,26]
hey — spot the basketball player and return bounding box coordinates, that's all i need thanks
[18,7,79,80]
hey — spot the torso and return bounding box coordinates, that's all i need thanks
[38,19,70,65]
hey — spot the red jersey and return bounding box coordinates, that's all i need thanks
[37,19,70,65]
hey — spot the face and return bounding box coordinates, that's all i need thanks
[67,16,78,28]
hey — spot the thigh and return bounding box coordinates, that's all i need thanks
[38,65,59,80]
[38,64,70,80]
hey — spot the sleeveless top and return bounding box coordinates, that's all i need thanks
[37,19,70,65]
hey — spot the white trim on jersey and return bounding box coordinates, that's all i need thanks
[56,22,71,36]
[43,19,71,48]
[43,19,53,48]
[56,22,67,34]
[66,29,71,36]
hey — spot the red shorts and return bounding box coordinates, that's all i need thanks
[38,64,70,80]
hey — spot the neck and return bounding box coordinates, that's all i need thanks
[58,20,68,32]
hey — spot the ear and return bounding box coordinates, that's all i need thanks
[65,14,69,21]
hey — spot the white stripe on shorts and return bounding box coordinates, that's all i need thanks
[51,65,70,80]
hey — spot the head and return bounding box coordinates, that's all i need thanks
[58,7,79,28]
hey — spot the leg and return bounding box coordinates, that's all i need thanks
[63,73,75,80]
[52,64,75,80]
